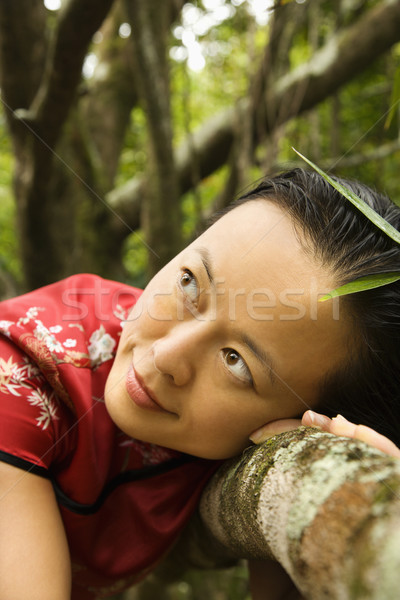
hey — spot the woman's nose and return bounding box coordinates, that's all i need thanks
[151,323,208,386]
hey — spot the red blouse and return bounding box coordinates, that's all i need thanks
[0,274,219,599]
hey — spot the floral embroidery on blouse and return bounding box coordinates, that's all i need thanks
[0,321,13,337]
[88,325,116,369]
[63,338,77,348]
[113,303,131,323]
[0,304,123,422]
[0,354,57,429]
[34,320,65,354]
[16,306,44,326]
[26,387,59,430]
[0,355,42,395]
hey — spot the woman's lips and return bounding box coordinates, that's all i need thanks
[126,365,166,413]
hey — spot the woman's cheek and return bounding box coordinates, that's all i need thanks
[141,285,176,327]
[127,294,145,322]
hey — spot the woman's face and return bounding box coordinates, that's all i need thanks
[105,201,350,459]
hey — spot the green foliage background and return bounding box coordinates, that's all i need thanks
[1,0,399,295]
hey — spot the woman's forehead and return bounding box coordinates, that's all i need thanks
[196,201,326,291]
[204,200,290,243]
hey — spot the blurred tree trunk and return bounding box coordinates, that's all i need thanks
[126,0,183,277]
[0,0,118,289]
[83,2,139,190]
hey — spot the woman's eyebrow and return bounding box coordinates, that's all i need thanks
[239,332,277,386]
[196,246,214,285]
[195,246,276,385]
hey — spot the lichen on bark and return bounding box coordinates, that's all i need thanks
[176,426,400,599]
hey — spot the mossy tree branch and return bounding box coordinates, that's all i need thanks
[172,427,400,599]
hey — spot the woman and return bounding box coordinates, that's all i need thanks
[0,168,399,599]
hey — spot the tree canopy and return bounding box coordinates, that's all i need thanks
[0,0,399,295]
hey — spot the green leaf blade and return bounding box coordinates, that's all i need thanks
[319,273,400,302]
[292,148,400,246]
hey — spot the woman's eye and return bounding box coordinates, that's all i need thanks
[179,269,200,304]
[222,348,253,385]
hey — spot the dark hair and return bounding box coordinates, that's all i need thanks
[220,168,400,445]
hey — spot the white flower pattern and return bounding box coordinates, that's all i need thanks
[0,320,14,337]
[17,307,43,326]
[113,304,131,323]
[49,325,63,334]
[63,338,77,348]
[88,325,116,368]
[33,320,64,353]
